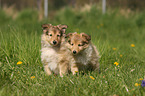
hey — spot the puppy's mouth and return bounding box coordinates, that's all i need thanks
[52,44,58,46]
[51,43,59,47]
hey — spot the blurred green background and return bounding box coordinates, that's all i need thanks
[0,0,145,96]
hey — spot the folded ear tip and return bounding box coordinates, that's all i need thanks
[88,35,91,40]
[62,25,68,29]
[65,25,68,28]
[65,33,72,38]
[41,24,52,29]
[41,24,45,27]
[81,33,91,41]
[58,24,68,29]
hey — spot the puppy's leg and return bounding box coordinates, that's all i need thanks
[90,59,100,73]
[71,63,79,75]
[59,59,69,77]
[44,65,52,75]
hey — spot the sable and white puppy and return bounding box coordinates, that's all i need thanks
[65,32,100,74]
[41,24,68,76]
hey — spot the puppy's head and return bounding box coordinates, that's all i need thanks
[66,32,91,55]
[42,24,68,46]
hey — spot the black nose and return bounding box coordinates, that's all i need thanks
[73,50,77,54]
[53,40,57,45]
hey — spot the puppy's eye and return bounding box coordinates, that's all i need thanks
[49,34,52,36]
[78,44,82,46]
[46,31,48,35]
[68,40,71,43]
[57,34,60,37]
[68,40,73,46]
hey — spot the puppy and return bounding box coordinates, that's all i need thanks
[41,24,68,76]
[65,32,100,75]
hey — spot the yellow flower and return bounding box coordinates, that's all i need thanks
[97,25,100,29]
[120,54,123,57]
[114,62,119,66]
[131,44,135,47]
[100,23,104,26]
[17,61,22,65]
[135,83,139,86]
[90,76,95,80]
[31,76,35,79]
[139,78,143,81]
[113,48,116,50]
[75,71,78,73]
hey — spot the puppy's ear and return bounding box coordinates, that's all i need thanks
[65,33,72,38]
[57,24,68,34]
[58,24,68,29]
[41,24,52,33]
[42,24,52,29]
[81,33,91,41]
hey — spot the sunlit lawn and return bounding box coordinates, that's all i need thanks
[0,7,145,96]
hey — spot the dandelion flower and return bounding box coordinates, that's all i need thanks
[120,55,123,57]
[31,76,35,79]
[113,48,116,50]
[139,78,143,81]
[114,62,119,66]
[135,83,139,86]
[17,61,22,65]
[100,23,104,26]
[97,26,100,29]
[75,71,78,73]
[131,44,135,47]
[90,76,95,80]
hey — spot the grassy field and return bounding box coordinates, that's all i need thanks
[0,6,145,96]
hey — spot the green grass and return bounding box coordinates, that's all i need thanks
[0,7,145,96]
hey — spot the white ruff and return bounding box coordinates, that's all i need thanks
[41,47,59,74]
[75,44,93,65]
[41,34,60,74]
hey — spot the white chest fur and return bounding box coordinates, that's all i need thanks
[75,44,93,65]
[41,47,59,74]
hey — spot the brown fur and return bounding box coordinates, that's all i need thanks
[65,32,100,74]
[41,24,69,76]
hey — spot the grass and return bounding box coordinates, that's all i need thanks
[0,6,145,96]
